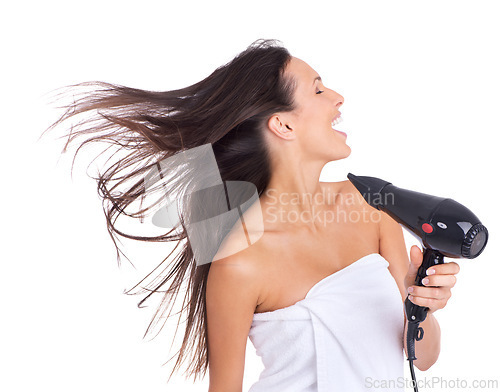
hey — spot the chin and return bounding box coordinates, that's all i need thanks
[343,144,352,157]
[328,144,351,161]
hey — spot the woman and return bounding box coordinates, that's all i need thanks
[45,39,459,391]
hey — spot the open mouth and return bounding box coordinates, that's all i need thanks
[331,112,346,137]
[331,114,343,129]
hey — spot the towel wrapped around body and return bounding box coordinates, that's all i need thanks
[248,253,405,392]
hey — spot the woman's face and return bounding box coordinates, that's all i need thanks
[283,56,350,161]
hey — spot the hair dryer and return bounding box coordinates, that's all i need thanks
[347,173,488,391]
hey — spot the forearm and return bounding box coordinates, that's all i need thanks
[403,312,441,371]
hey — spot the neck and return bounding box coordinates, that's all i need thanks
[260,156,334,233]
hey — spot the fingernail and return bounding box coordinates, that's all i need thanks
[422,278,429,285]
[427,269,435,275]
[408,287,414,293]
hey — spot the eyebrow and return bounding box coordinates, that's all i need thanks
[312,76,322,85]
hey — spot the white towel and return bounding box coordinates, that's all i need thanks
[248,253,405,392]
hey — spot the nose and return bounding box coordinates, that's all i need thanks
[330,89,344,108]
[334,92,344,108]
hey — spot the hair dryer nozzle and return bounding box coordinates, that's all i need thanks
[347,173,392,209]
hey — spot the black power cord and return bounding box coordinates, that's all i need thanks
[407,321,425,392]
[409,359,418,392]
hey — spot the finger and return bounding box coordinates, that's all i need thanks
[421,274,457,288]
[408,295,446,312]
[406,245,423,281]
[410,245,423,266]
[408,286,451,301]
[426,261,460,276]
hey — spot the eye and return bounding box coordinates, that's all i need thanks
[316,90,324,94]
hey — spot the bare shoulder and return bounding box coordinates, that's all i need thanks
[208,239,263,287]
[207,232,268,308]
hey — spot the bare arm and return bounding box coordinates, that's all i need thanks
[206,254,261,392]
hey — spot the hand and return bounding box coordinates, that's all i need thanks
[404,245,460,315]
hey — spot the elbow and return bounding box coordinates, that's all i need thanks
[415,361,432,372]
[415,353,439,372]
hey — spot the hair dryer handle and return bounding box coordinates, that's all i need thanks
[405,248,444,324]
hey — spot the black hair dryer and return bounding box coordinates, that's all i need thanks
[347,173,488,391]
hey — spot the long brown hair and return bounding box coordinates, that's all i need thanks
[42,38,296,382]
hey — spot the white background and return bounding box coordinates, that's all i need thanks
[2,1,499,391]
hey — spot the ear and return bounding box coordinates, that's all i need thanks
[266,115,295,140]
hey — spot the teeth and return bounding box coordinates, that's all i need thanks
[331,115,343,128]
